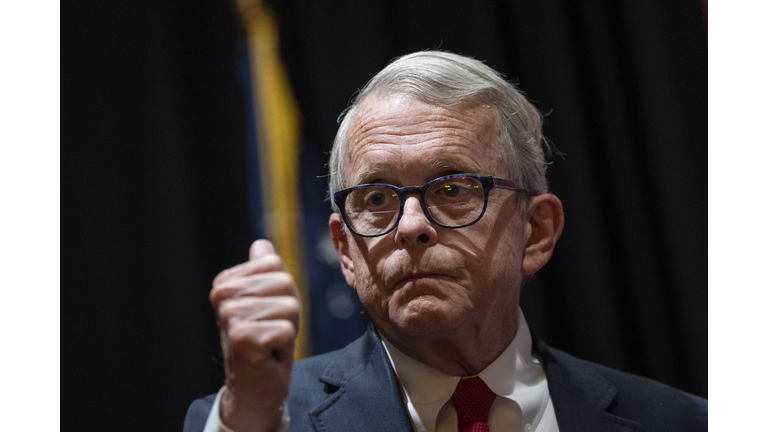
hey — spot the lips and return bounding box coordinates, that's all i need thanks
[386,254,459,291]
[396,271,442,286]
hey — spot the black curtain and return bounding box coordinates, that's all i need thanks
[63,0,249,429]
[62,0,706,430]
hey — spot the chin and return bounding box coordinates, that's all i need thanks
[387,296,464,336]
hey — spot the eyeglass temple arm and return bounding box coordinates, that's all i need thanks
[492,177,529,193]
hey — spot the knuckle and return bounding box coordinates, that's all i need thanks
[259,253,284,271]
[210,283,236,308]
[218,300,237,320]
[273,272,297,295]
[281,296,301,315]
[212,268,229,286]
[228,324,257,353]
[256,320,296,345]
[275,320,297,340]
[209,285,224,305]
[222,314,244,334]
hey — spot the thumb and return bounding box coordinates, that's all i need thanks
[249,239,276,261]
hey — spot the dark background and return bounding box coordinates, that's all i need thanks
[62,0,707,430]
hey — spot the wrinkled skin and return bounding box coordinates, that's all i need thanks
[330,93,564,376]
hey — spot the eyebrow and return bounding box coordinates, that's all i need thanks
[350,164,389,186]
[350,160,467,186]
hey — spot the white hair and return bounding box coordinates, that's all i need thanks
[328,51,552,214]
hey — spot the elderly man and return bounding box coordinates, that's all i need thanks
[184,51,707,432]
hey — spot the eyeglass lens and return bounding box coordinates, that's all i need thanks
[343,176,486,235]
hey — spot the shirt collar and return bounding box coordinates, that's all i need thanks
[381,309,548,431]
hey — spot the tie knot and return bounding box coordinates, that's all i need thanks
[451,377,497,432]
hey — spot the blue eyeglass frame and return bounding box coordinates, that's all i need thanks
[333,173,529,238]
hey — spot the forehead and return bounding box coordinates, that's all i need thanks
[345,94,505,186]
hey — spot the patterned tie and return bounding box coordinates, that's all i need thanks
[451,377,497,432]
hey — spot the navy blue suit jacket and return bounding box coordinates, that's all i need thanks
[184,326,707,431]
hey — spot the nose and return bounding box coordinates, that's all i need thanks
[394,195,438,248]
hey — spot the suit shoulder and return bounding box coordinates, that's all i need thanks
[548,345,707,428]
[183,394,216,432]
[590,359,708,412]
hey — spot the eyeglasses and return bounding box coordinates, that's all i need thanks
[333,173,529,238]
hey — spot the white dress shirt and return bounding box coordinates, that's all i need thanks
[204,309,558,432]
[380,309,560,432]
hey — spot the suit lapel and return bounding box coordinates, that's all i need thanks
[533,335,642,432]
[309,325,413,432]
[305,327,643,432]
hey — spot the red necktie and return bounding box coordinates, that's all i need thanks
[451,377,497,432]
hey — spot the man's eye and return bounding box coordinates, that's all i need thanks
[442,184,465,197]
[370,192,387,206]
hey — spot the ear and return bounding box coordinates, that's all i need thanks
[329,213,357,289]
[521,194,564,275]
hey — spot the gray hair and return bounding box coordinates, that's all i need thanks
[328,51,552,214]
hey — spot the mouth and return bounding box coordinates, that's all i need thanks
[391,271,449,305]
[396,271,442,286]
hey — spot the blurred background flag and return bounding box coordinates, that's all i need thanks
[236,0,310,360]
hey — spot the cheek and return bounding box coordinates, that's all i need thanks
[351,235,395,286]
[461,203,524,284]
[347,242,387,305]
[348,260,380,315]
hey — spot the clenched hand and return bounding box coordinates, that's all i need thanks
[210,239,300,432]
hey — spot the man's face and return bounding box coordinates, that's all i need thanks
[331,93,529,344]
